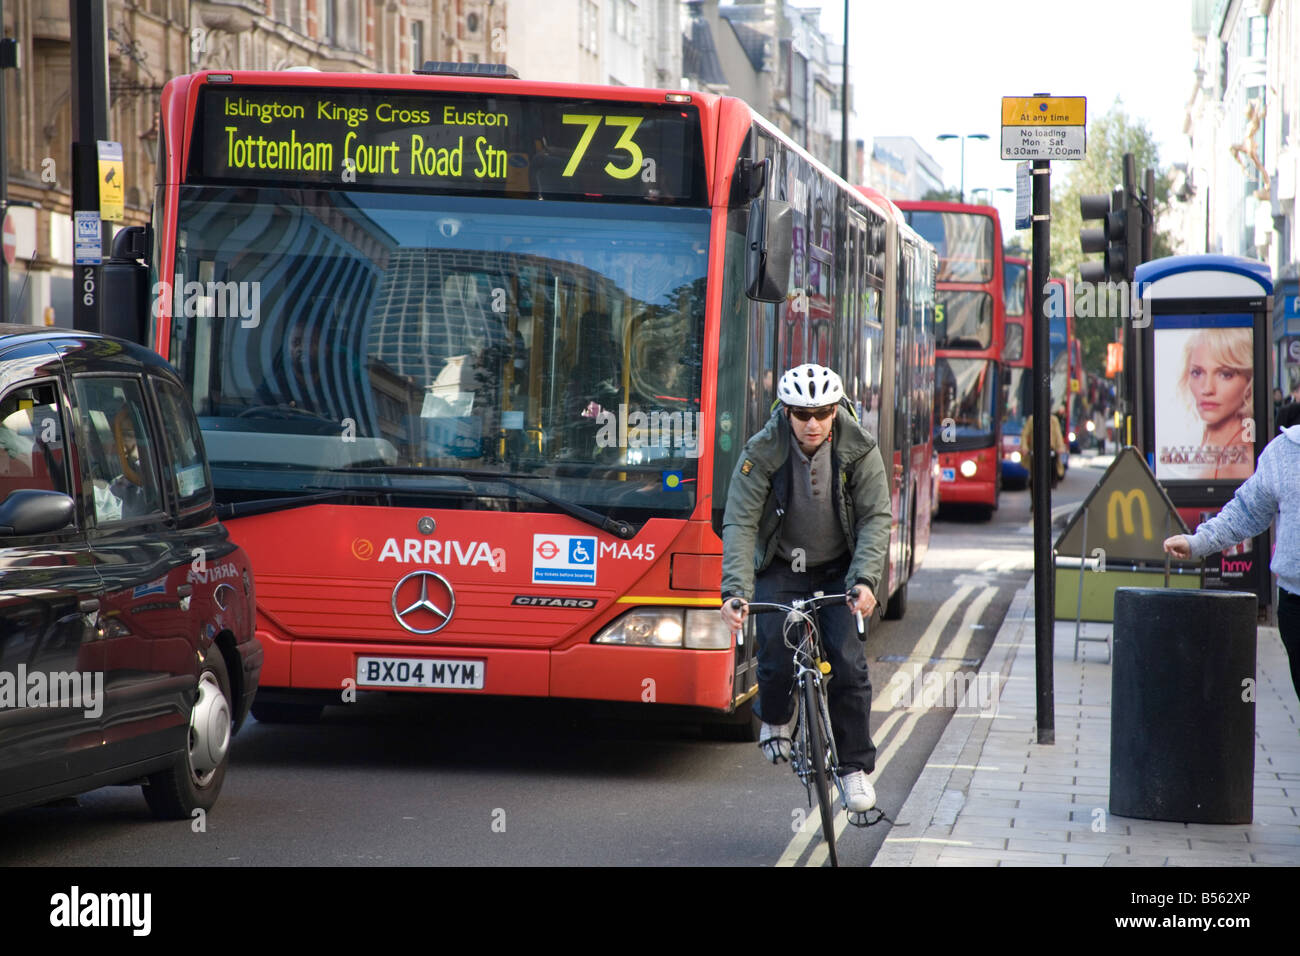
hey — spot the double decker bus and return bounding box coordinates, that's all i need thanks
[897,201,1005,517]
[999,255,1030,488]
[1001,270,1084,487]
[124,65,935,733]
[1046,276,1080,464]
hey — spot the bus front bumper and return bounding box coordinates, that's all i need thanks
[256,629,736,711]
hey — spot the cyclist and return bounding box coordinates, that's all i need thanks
[720,364,892,812]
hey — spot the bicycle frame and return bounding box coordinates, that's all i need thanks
[785,601,840,802]
[741,591,865,867]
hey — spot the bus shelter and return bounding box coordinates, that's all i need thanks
[1134,254,1273,612]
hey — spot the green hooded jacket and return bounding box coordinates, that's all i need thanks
[720,402,893,602]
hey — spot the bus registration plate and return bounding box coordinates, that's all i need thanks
[356,656,485,690]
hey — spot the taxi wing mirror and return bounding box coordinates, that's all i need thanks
[0,489,75,536]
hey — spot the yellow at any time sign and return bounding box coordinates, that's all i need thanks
[1001,95,1086,161]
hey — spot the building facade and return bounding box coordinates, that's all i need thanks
[506,0,680,89]
[1182,0,1300,391]
[681,0,851,177]
[869,136,944,202]
[1,0,503,328]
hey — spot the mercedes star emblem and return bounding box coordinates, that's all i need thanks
[391,570,455,635]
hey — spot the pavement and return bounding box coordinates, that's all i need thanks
[875,580,1300,867]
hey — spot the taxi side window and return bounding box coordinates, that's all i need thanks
[0,382,70,501]
[73,378,164,524]
[153,380,213,509]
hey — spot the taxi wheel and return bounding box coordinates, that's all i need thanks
[144,650,232,820]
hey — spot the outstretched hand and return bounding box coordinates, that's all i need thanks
[1162,535,1192,559]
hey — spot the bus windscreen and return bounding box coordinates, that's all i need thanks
[188,85,707,204]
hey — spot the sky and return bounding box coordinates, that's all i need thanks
[803,0,1199,230]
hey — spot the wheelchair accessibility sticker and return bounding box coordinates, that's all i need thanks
[532,534,598,586]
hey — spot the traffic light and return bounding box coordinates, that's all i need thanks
[1079,187,1129,282]
[1079,153,1146,284]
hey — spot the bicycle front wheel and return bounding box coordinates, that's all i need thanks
[802,674,838,867]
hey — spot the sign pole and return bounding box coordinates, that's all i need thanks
[70,0,110,332]
[1003,92,1085,746]
[1031,155,1054,745]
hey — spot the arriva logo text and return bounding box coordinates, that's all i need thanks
[377,537,498,567]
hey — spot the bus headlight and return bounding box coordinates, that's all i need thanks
[593,610,684,647]
[1068,431,1077,443]
[959,459,978,478]
[1009,451,1021,464]
[593,609,731,649]
[684,610,732,649]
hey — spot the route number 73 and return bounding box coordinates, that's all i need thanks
[561,114,644,179]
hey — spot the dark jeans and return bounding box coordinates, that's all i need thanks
[1276,587,1300,700]
[753,556,876,773]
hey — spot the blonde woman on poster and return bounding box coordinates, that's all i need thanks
[1156,327,1255,481]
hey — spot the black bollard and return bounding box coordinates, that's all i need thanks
[1110,587,1257,824]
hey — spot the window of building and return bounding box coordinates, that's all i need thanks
[1247,15,1266,58]
[412,21,424,70]
[341,2,360,52]
[580,0,600,54]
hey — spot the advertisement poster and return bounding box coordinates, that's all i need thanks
[1153,314,1256,482]
[1179,505,1257,590]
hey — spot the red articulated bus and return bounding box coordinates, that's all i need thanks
[896,201,1006,518]
[140,64,935,733]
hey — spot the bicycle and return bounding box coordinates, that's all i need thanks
[731,589,886,867]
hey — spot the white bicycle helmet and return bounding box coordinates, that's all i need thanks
[777,364,845,408]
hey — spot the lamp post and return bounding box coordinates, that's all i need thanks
[937,133,989,204]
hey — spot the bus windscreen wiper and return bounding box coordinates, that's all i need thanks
[215,486,393,521]
[335,466,638,540]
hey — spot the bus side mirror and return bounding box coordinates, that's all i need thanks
[101,226,150,344]
[745,198,792,303]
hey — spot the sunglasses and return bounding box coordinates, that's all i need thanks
[788,405,836,422]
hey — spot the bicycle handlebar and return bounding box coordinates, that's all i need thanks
[734,591,865,637]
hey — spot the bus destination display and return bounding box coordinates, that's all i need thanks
[191,86,705,203]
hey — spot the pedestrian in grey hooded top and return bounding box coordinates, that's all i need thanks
[1164,424,1300,697]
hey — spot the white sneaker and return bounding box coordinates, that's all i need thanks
[758,715,796,764]
[840,770,876,812]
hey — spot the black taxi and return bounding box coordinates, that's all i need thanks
[0,326,260,818]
